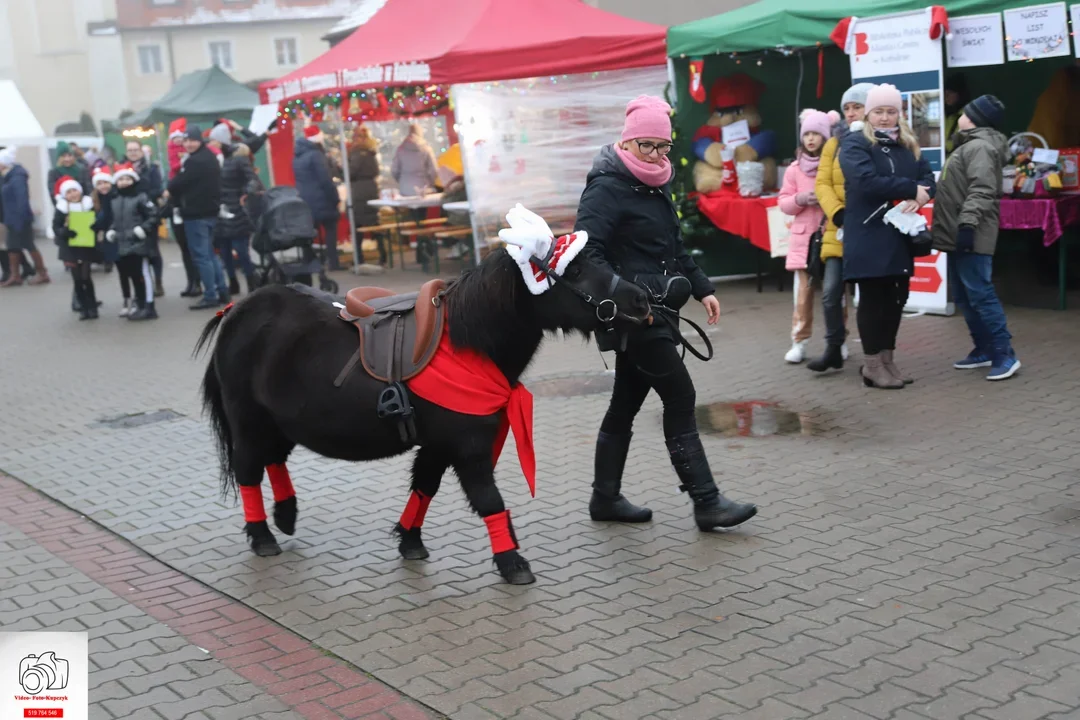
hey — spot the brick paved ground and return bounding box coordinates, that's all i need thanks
[1,245,1078,720]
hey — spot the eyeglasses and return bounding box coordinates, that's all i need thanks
[635,140,673,156]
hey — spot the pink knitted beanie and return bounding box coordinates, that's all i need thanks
[622,95,672,142]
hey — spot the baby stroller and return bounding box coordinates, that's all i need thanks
[249,186,339,294]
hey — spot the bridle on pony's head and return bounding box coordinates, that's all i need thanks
[527,238,638,326]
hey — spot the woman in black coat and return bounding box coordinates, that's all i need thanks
[215,143,263,293]
[839,84,935,389]
[573,95,757,531]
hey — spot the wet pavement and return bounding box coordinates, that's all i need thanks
[2,244,1080,720]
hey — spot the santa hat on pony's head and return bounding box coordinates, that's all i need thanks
[54,175,82,200]
[92,165,113,186]
[832,6,950,53]
[168,117,187,140]
[497,204,589,295]
[112,162,139,182]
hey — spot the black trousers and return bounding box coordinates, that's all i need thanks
[600,338,698,440]
[116,255,151,305]
[857,276,910,355]
[71,260,95,307]
[319,219,340,270]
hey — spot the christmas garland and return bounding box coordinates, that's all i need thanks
[279,85,450,123]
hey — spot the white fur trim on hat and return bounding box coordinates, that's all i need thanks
[55,196,94,214]
[498,203,589,295]
[113,165,139,182]
[93,169,113,185]
[57,177,82,198]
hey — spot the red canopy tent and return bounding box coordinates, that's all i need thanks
[259,0,666,185]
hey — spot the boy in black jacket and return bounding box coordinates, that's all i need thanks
[107,162,160,321]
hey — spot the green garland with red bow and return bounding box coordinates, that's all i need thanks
[279,85,450,123]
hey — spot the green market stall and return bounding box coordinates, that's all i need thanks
[667,0,1080,306]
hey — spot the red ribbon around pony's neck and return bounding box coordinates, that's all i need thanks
[407,328,536,496]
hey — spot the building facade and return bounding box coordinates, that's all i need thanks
[113,0,352,111]
[585,0,754,27]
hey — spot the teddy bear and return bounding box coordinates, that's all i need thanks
[691,73,778,194]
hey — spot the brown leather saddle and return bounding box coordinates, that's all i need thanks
[335,279,447,442]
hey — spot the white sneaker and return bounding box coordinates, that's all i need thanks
[785,340,808,363]
[118,300,130,317]
[841,343,850,361]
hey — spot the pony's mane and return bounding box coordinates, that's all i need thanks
[443,248,542,381]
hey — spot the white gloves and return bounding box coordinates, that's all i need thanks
[133,226,146,240]
[46,227,55,241]
[172,207,183,225]
[106,230,117,242]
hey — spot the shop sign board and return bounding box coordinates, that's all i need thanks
[1004,3,1071,61]
[946,14,1006,67]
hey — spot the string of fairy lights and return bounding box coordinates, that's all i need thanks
[277,85,450,124]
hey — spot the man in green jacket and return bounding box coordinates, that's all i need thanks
[932,95,1020,381]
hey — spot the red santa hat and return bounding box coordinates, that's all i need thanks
[168,117,187,140]
[113,162,140,182]
[54,175,82,199]
[92,165,113,186]
[709,73,764,110]
[304,125,324,142]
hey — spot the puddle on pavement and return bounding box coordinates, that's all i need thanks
[696,401,814,438]
[529,372,616,397]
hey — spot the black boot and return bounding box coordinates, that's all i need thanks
[666,432,757,530]
[807,344,844,372]
[244,271,257,294]
[589,431,652,523]
[180,281,201,298]
[228,275,241,296]
[86,283,99,320]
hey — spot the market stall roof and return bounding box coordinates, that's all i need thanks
[0,80,47,144]
[261,0,667,102]
[667,0,1028,56]
[128,66,259,126]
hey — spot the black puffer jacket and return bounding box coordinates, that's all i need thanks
[108,185,158,257]
[575,145,713,343]
[215,146,263,239]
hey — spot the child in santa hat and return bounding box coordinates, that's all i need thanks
[107,162,160,321]
[52,175,101,320]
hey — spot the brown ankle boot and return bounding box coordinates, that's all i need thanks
[862,354,904,389]
[881,350,913,385]
[0,253,22,286]
[26,251,49,285]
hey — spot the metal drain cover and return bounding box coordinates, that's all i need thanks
[94,410,184,429]
[529,372,615,398]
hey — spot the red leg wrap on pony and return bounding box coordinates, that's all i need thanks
[239,485,267,523]
[266,463,295,503]
[483,510,519,554]
[399,490,432,530]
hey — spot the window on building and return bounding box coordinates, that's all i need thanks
[208,40,234,70]
[137,45,164,75]
[274,37,298,67]
[150,0,181,5]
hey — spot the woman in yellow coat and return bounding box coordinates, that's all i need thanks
[808,83,874,372]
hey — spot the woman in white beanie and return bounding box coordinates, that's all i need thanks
[839,84,934,389]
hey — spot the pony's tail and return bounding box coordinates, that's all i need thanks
[194,307,238,500]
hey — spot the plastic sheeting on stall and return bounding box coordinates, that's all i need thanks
[453,66,668,258]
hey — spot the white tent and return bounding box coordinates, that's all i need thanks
[0,80,55,232]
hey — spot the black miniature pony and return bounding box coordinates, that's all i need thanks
[195,246,651,584]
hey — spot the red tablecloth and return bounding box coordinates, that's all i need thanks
[696,192,778,252]
[1000,193,1080,246]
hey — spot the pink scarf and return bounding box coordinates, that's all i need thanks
[614,143,673,187]
[875,126,900,141]
[797,151,821,176]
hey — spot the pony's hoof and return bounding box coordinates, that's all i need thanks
[494,550,535,585]
[246,521,282,557]
[273,496,297,536]
[393,523,429,560]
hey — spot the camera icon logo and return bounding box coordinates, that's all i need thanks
[19,652,69,696]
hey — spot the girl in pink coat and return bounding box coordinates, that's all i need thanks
[778,109,839,363]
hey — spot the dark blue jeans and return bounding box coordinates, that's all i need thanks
[821,257,849,346]
[186,218,227,303]
[949,252,1011,352]
[216,235,255,280]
